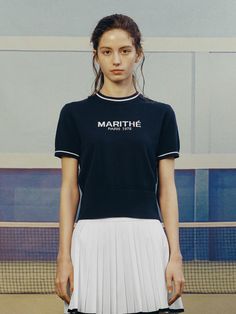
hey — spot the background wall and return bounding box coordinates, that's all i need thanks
[0,0,236,223]
[1,0,236,37]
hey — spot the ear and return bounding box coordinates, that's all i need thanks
[93,50,99,64]
[135,50,143,63]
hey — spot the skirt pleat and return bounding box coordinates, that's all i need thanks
[64,217,184,314]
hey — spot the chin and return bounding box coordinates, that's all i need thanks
[110,74,130,81]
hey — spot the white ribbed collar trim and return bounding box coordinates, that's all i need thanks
[95,91,140,102]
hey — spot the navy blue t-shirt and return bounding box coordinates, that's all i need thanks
[54,90,180,221]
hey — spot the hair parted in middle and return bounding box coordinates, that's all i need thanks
[90,13,145,96]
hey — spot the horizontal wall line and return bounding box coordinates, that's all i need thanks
[0,153,235,169]
[0,36,236,52]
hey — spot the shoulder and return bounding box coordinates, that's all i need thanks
[61,97,89,112]
[139,94,174,114]
[59,97,90,118]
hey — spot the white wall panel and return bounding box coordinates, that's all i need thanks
[143,52,192,155]
[0,51,94,153]
[195,52,236,153]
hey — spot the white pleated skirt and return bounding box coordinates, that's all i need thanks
[64,217,184,314]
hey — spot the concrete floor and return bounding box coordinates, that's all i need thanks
[0,293,235,314]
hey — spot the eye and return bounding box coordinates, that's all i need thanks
[122,49,131,54]
[103,50,111,55]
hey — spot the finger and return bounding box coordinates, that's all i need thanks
[166,277,173,294]
[58,291,70,304]
[58,281,71,304]
[168,289,182,306]
[55,276,63,292]
[180,280,184,295]
[69,271,74,294]
[182,279,186,294]
[168,281,181,306]
[55,282,62,298]
[168,291,181,306]
[60,283,71,304]
[168,294,177,306]
[174,280,181,296]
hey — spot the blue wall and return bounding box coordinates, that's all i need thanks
[1,168,236,222]
[1,168,236,261]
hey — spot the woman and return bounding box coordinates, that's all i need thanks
[54,14,185,314]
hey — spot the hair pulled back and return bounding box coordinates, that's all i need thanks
[90,14,145,95]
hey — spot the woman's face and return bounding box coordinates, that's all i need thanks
[94,28,142,83]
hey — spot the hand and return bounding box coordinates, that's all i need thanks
[165,257,185,306]
[54,257,74,305]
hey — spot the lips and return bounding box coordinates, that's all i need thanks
[111,70,124,72]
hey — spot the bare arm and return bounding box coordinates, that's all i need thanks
[158,157,182,260]
[57,157,80,259]
[158,157,185,305]
[55,157,80,304]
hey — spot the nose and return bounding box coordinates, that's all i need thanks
[112,52,121,65]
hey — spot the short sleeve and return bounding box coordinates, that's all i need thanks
[54,104,81,159]
[157,105,180,160]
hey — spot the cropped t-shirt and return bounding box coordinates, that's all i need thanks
[54,90,180,222]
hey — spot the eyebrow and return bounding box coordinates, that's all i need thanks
[99,45,133,49]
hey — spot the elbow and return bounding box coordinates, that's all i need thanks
[61,183,80,202]
[159,180,176,199]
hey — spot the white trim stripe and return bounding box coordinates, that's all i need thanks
[157,151,180,158]
[55,150,80,157]
[95,92,140,102]
[0,153,236,168]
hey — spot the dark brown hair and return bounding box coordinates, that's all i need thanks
[90,14,145,96]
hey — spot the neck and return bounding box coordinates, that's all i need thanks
[99,86,137,98]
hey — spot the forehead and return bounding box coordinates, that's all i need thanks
[99,29,134,49]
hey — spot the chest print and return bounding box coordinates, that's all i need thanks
[97,120,142,131]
